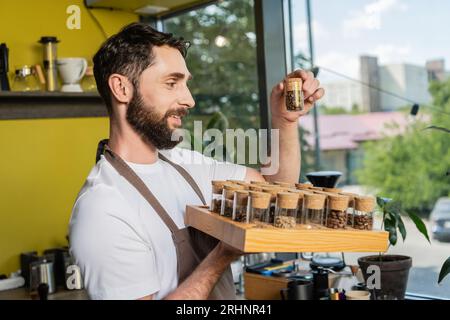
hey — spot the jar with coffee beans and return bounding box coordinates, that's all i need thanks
[210,181,227,214]
[232,190,250,223]
[353,196,375,230]
[221,184,244,218]
[273,192,299,229]
[325,195,349,229]
[248,191,272,226]
[285,78,304,112]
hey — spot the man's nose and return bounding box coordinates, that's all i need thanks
[179,87,195,109]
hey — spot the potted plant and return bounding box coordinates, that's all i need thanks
[357,196,430,300]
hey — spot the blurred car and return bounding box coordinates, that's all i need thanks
[430,197,450,243]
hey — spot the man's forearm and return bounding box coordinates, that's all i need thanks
[164,243,237,300]
[263,118,301,184]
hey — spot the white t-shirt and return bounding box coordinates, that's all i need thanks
[68,147,247,300]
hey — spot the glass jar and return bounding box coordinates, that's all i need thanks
[341,192,357,227]
[260,186,284,224]
[221,184,244,218]
[232,190,250,222]
[325,195,349,229]
[210,180,227,214]
[81,66,97,92]
[353,196,375,230]
[11,65,41,92]
[248,191,271,226]
[285,77,304,112]
[303,193,326,227]
[274,192,299,229]
[287,189,306,224]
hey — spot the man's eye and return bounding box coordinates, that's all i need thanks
[167,82,176,88]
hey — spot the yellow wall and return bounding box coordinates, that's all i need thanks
[0,1,138,275]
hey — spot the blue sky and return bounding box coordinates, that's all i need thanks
[292,0,450,83]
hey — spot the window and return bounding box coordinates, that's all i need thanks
[291,0,450,299]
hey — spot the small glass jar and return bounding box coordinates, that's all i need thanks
[260,186,283,224]
[287,189,306,224]
[325,195,349,229]
[232,190,250,222]
[285,77,304,112]
[274,192,299,229]
[210,181,227,214]
[303,193,326,227]
[221,184,244,218]
[341,192,357,227]
[248,191,271,226]
[353,196,375,230]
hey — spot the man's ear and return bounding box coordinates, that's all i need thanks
[108,74,133,104]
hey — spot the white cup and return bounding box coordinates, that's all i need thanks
[57,57,87,92]
[346,290,371,300]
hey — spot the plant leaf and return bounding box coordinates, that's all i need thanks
[407,211,431,244]
[438,257,450,284]
[397,215,407,242]
[384,218,398,246]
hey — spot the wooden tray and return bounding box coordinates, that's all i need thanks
[185,205,389,253]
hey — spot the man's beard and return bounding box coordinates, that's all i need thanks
[126,89,188,150]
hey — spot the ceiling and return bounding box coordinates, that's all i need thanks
[85,0,218,17]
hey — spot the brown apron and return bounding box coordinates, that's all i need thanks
[96,139,236,300]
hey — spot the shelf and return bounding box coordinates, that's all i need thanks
[0,91,107,120]
[185,205,389,253]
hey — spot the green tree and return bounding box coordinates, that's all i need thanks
[356,79,450,215]
[163,0,259,131]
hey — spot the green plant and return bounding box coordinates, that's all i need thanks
[377,196,430,249]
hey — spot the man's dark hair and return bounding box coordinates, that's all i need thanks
[93,22,189,115]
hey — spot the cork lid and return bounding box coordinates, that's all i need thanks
[286,77,303,91]
[355,196,375,212]
[305,193,326,209]
[261,186,283,201]
[273,181,295,188]
[249,185,264,192]
[251,180,270,185]
[329,195,349,211]
[295,183,313,189]
[211,180,227,194]
[276,192,299,209]
[223,184,244,199]
[234,190,249,205]
[323,187,342,193]
[286,188,305,199]
[340,192,358,206]
[249,191,271,209]
[227,179,245,185]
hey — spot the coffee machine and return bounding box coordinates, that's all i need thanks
[0,43,10,91]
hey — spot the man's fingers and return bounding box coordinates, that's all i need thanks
[305,88,325,102]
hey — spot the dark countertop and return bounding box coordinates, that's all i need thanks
[0,287,88,300]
